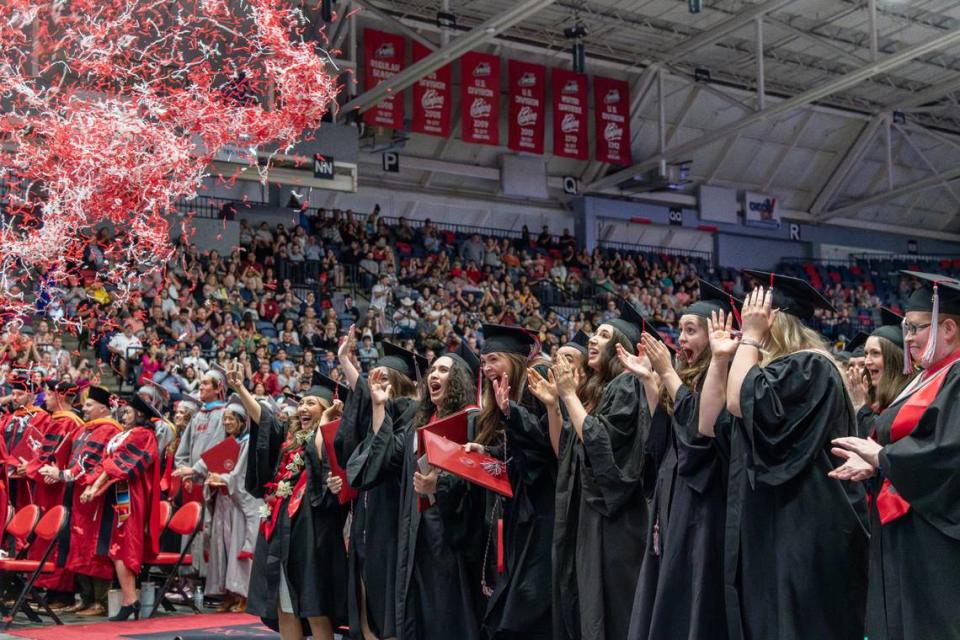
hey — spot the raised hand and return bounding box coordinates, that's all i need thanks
[369,368,392,407]
[641,333,673,376]
[741,286,777,342]
[226,358,245,391]
[337,324,357,361]
[707,309,741,360]
[527,367,559,407]
[551,355,579,398]
[321,399,343,424]
[616,342,653,380]
[492,376,511,416]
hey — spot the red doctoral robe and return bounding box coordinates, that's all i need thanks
[64,417,123,580]
[23,410,85,590]
[0,406,51,510]
[96,426,161,574]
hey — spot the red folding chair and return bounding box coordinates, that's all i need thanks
[158,501,174,530]
[141,501,204,617]
[0,506,69,629]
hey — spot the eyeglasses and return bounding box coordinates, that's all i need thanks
[902,321,933,335]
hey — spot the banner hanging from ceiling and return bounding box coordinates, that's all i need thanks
[461,51,501,146]
[507,60,546,154]
[411,40,452,137]
[363,28,406,129]
[551,68,588,160]
[593,75,632,165]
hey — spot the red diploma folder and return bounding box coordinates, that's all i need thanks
[6,425,43,465]
[201,436,240,474]
[423,430,513,498]
[416,410,473,511]
[319,419,359,505]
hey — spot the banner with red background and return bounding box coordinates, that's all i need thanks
[411,41,452,137]
[593,76,632,165]
[461,52,500,146]
[551,69,588,160]
[363,29,405,129]
[507,60,546,154]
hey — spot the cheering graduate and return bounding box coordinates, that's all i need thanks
[551,301,654,640]
[23,381,84,597]
[846,308,913,438]
[1,374,51,511]
[348,348,482,640]
[341,334,423,640]
[204,397,262,613]
[232,361,348,640]
[710,271,868,640]
[450,324,555,640]
[626,281,737,640]
[80,394,162,621]
[831,272,960,640]
[38,385,123,616]
[555,330,590,373]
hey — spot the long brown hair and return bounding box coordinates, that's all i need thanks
[866,336,913,412]
[577,327,633,413]
[281,397,330,454]
[475,353,527,446]
[662,315,711,414]
[763,312,827,364]
[384,368,418,400]
[412,357,474,429]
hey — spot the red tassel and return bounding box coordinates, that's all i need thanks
[497,518,504,574]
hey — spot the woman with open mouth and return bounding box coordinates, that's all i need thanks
[626,280,739,640]
[348,340,484,640]
[550,300,656,640]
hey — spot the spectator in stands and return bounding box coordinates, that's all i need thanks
[108,323,143,384]
[460,233,485,266]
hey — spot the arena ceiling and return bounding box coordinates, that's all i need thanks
[320,0,960,237]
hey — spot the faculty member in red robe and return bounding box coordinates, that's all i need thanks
[1,373,51,511]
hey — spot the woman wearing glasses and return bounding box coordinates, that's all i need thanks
[832,271,960,640]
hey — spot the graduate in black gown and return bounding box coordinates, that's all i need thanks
[228,361,349,640]
[340,333,422,640]
[550,301,653,640]
[831,272,960,640]
[708,270,868,640]
[347,349,483,640]
[626,281,737,640]
[846,308,914,438]
[443,324,556,640]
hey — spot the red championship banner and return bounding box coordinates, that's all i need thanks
[551,68,588,160]
[461,52,500,146]
[411,41,452,137]
[593,76,632,165]
[507,60,546,154]
[363,29,405,129]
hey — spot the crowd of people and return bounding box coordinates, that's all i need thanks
[0,204,958,640]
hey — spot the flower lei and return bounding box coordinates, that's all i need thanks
[259,428,315,521]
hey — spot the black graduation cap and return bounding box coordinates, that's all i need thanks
[609,299,645,345]
[902,271,960,315]
[304,372,351,405]
[742,269,835,319]
[870,307,904,350]
[565,330,590,355]
[7,373,35,393]
[846,333,869,356]
[480,324,540,357]
[45,379,79,396]
[127,394,162,421]
[377,342,428,380]
[87,385,113,407]
[684,280,742,321]
[448,337,481,380]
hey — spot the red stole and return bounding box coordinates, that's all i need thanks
[876,349,960,525]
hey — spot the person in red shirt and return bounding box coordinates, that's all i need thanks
[251,361,281,397]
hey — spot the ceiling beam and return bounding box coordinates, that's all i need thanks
[350,0,438,52]
[762,110,814,191]
[664,0,798,62]
[819,167,960,220]
[893,74,960,109]
[587,28,960,193]
[764,17,869,66]
[341,0,557,116]
[808,115,885,214]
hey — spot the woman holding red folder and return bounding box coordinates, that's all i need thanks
[228,361,348,640]
[348,350,483,640]
[203,397,262,613]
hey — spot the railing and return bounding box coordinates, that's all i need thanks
[597,240,713,262]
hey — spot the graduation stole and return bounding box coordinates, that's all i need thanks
[876,349,960,525]
[260,429,314,541]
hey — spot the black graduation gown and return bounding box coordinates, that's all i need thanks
[857,405,877,439]
[866,362,960,640]
[720,351,869,640]
[344,377,418,639]
[437,395,557,640]
[628,385,729,640]
[553,372,650,640]
[244,407,348,631]
[347,406,483,640]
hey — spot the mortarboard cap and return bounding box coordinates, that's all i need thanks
[565,330,590,355]
[742,269,835,319]
[684,280,742,321]
[87,385,113,407]
[480,324,540,357]
[447,337,481,380]
[176,395,201,412]
[871,307,904,350]
[902,271,960,315]
[127,394,162,422]
[7,373,35,393]
[846,333,869,356]
[304,372,351,405]
[224,393,248,419]
[608,299,645,346]
[378,342,429,380]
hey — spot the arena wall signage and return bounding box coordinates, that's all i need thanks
[742,190,781,228]
[363,29,406,129]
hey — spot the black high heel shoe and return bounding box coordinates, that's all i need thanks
[108,600,141,621]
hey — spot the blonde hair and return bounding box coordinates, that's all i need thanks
[762,312,828,365]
